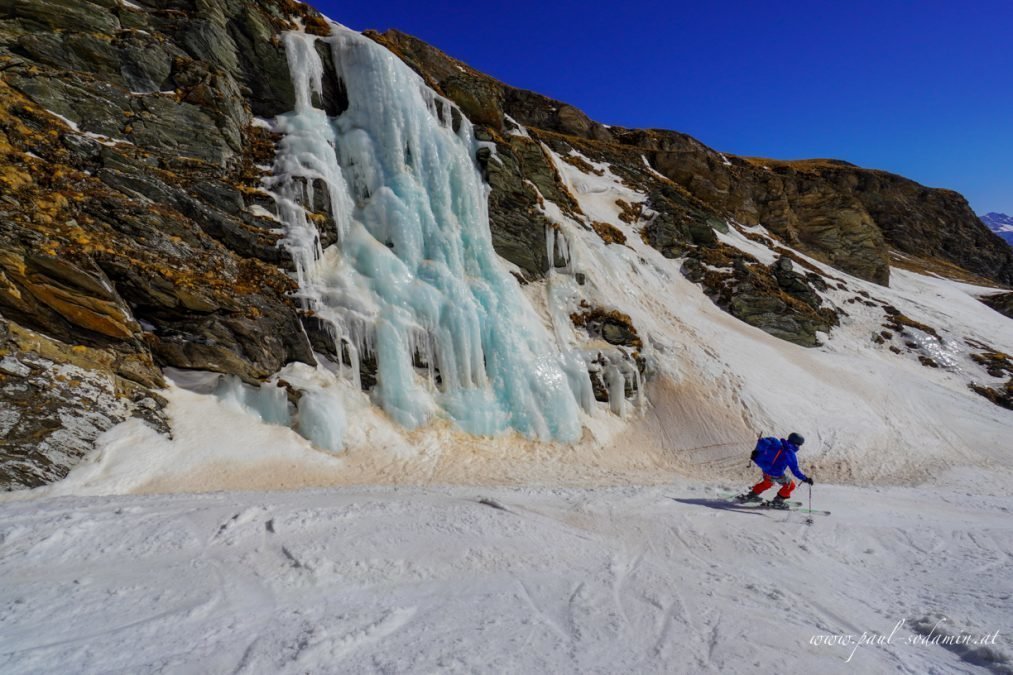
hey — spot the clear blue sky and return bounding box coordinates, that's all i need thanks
[310,0,1013,215]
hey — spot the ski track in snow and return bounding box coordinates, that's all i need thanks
[1,479,1011,674]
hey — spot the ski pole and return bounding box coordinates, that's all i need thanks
[806,483,814,525]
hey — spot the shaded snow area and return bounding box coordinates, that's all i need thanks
[1,480,1011,674]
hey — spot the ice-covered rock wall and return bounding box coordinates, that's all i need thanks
[267,25,590,442]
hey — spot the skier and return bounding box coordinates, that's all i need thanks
[735,432,813,509]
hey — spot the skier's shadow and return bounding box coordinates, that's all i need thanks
[669,497,768,516]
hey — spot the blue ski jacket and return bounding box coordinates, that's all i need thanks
[753,437,809,482]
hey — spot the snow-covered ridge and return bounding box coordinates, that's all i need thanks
[981,212,1013,245]
[981,211,1013,231]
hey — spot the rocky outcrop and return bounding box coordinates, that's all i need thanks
[0,0,320,488]
[476,130,581,279]
[982,292,1013,320]
[681,248,840,347]
[0,317,168,489]
[605,137,1013,288]
[968,352,1013,411]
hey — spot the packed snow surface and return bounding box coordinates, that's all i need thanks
[1,477,1011,674]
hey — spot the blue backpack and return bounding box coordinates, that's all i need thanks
[751,437,782,467]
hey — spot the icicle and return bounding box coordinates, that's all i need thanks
[332,331,344,379]
[546,226,556,275]
[424,330,436,389]
[305,178,315,211]
[604,365,627,418]
[285,34,324,112]
[556,230,571,273]
[564,352,595,414]
[343,338,361,391]
[632,365,645,411]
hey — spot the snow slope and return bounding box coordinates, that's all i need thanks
[1,479,1011,674]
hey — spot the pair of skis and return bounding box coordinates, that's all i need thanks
[721,493,831,516]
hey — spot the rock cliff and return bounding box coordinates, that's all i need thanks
[0,0,321,487]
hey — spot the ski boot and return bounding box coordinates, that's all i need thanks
[766,495,791,510]
[734,491,763,504]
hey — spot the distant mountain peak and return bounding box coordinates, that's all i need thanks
[981,211,1012,223]
[980,212,1013,246]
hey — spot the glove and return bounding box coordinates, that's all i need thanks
[802,477,814,486]
[750,449,759,462]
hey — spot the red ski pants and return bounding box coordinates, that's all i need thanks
[752,473,795,498]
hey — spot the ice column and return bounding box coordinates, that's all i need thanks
[269,25,586,441]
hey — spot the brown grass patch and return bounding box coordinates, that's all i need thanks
[591,221,627,246]
[971,351,1013,378]
[562,154,603,176]
[273,0,332,35]
[614,198,643,225]
[969,380,1013,410]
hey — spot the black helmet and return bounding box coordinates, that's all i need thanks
[787,432,805,447]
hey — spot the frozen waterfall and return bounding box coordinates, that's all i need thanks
[267,25,589,442]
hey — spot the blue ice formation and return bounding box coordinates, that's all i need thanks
[268,25,589,443]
